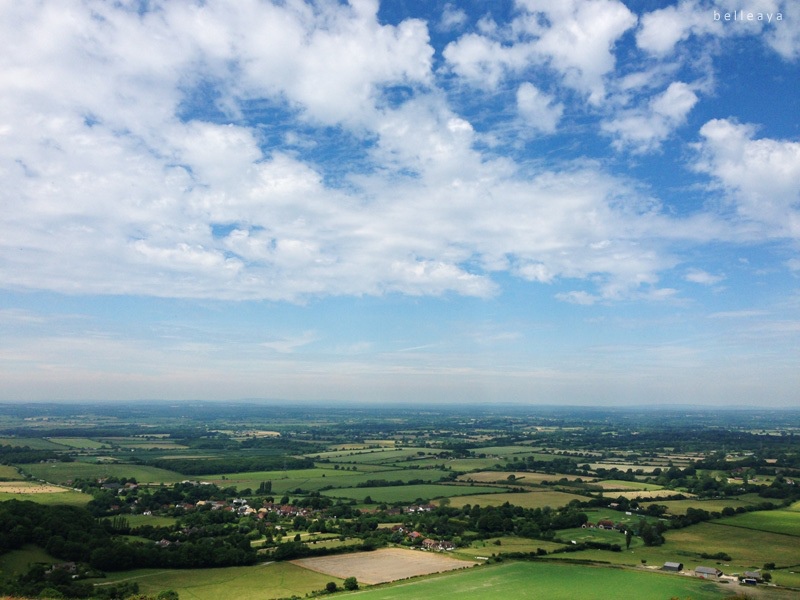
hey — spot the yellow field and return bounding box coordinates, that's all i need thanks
[0,481,69,494]
[291,548,477,585]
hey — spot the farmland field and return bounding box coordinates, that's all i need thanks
[594,480,664,491]
[98,561,342,600]
[446,490,587,509]
[0,464,22,479]
[715,509,800,537]
[21,461,184,484]
[0,437,68,449]
[0,544,58,576]
[0,481,90,505]
[320,483,506,503]
[201,467,452,493]
[292,547,477,584]
[345,560,732,600]
[657,496,769,515]
[457,471,583,484]
[47,437,110,449]
[664,522,800,580]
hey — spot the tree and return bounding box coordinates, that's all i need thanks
[325,581,338,593]
[625,529,632,550]
[343,577,358,591]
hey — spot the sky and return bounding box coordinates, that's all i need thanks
[1,0,799,407]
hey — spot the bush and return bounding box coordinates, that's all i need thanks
[343,577,358,591]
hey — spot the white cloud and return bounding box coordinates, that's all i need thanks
[516,82,564,134]
[602,81,698,152]
[637,0,797,60]
[439,3,468,31]
[444,0,636,101]
[694,119,800,236]
[685,268,725,285]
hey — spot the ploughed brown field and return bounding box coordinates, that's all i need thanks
[290,547,478,585]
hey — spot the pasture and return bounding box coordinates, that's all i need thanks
[457,471,584,484]
[98,561,342,600]
[657,496,767,516]
[47,437,110,449]
[320,484,505,504]
[446,490,587,510]
[345,560,731,600]
[594,480,663,491]
[0,464,22,480]
[0,437,67,449]
[21,461,183,485]
[0,544,57,576]
[202,467,452,494]
[715,509,800,537]
[665,522,800,579]
[292,547,477,584]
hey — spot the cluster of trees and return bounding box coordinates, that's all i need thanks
[0,444,70,465]
[0,499,257,575]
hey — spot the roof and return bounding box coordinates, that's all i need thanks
[663,562,683,570]
[695,566,721,575]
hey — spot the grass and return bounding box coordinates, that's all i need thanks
[321,484,506,503]
[20,462,184,485]
[198,467,453,495]
[0,488,91,506]
[345,560,731,600]
[658,497,771,516]
[97,561,342,600]
[458,471,586,485]
[0,437,67,450]
[0,465,23,480]
[594,480,664,491]
[46,437,110,449]
[446,490,587,510]
[714,509,800,537]
[0,545,56,576]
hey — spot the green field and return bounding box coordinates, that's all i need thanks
[0,437,67,450]
[447,490,587,510]
[0,544,57,576]
[657,496,769,516]
[47,437,111,449]
[595,480,664,491]
[715,509,800,537]
[0,489,91,506]
[21,461,183,484]
[98,561,342,600]
[321,484,506,503]
[346,561,731,600]
[0,464,22,479]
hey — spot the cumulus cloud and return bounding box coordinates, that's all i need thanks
[602,81,699,152]
[444,0,636,102]
[685,268,725,285]
[516,82,564,134]
[693,119,800,237]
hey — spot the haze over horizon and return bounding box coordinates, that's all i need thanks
[1,1,799,407]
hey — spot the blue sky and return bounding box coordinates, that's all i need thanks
[1,0,798,406]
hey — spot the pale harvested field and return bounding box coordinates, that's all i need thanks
[0,481,67,494]
[290,547,477,585]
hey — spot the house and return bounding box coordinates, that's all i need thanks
[662,562,683,572]
[695,566,722,579]
[741,571,762,583]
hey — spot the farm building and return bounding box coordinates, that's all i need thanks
[694,566,722,579]
[662,562,683,572]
